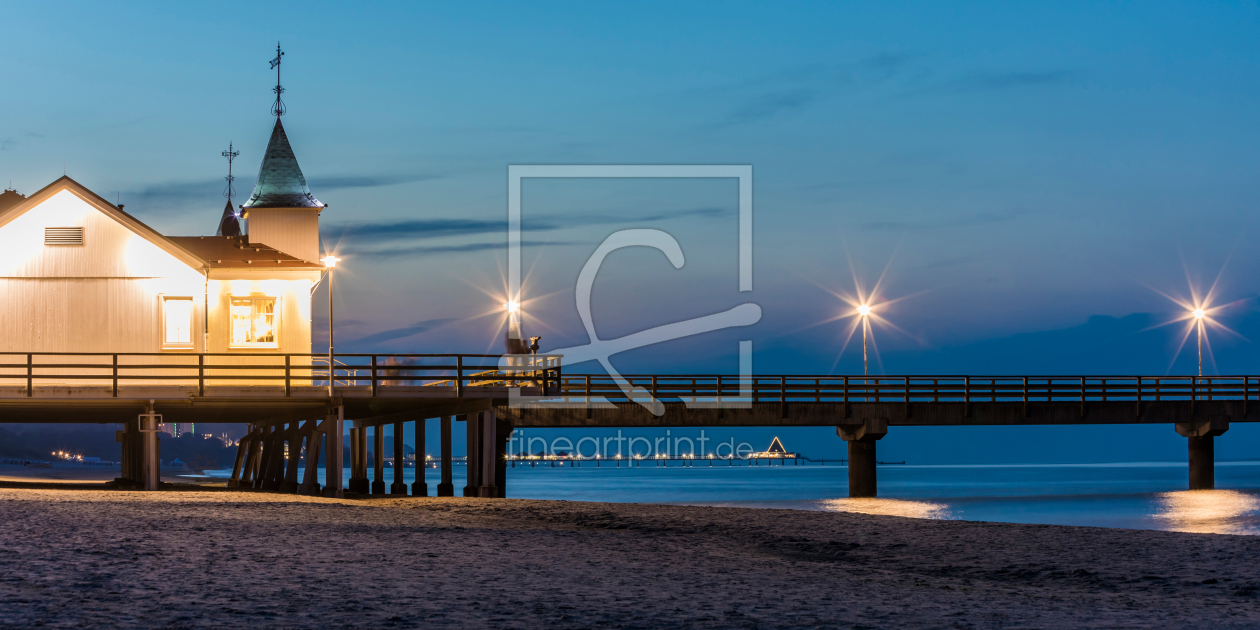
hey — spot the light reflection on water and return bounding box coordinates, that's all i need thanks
[816,497,952,520]
[206,462,1260,534]
[1154,490,1260,535]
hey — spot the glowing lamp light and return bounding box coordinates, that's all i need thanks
[856,304,871,317]
[504,301,520,314]
[1193,308,1206,320]
[321,255,341,268]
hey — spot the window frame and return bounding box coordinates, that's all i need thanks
[227,294,281,350]
[159,295,197,351]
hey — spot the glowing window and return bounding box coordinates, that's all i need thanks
[161,297,194,349]
[230,297,277,347]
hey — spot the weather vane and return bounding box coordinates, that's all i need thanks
[221,142,239,201]
[270,42,286,117]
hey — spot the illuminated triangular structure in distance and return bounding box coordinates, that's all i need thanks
[766,437,787,454]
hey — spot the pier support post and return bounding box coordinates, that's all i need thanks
[353,421,369,494]
[372,424,386,494]
[462,414,481,496]
[322,405,344,499]
[348,426,360,493]
[478,410,499,498]
[298,419,323,496]
[438,416,454,497]
[391,421,407,495]
[282,421,304,493]
[253,425,274,489]
[228,427,254,488]
[1176,417,1229,490]
[140,402,160,491]
[838,418,887,498]
[495,418,511,498]
[412,418,428,497]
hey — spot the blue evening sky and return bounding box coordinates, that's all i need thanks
[3,2,1258,462]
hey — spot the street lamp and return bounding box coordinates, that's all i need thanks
[504,299,526,354]
[322,255,340,395]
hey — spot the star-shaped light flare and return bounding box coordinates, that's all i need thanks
[1143,261,1248,375]
[803,251,925,375]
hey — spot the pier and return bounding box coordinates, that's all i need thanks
[0,353,1252,497]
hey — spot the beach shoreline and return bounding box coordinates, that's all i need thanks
[2,486,1259,628]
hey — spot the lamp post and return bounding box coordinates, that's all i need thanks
[1193,307,1205,378]
[322,255,340,395]
[856,304,871,376]
[504,300,524,354]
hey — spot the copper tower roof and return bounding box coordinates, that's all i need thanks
[242,119,323,209]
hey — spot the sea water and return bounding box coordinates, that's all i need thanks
[204,460,1260,535]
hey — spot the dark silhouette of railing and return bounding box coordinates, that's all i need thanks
[558,375,1259,407]
[0,352,562,398]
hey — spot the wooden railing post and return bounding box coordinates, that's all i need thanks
[904,376,911,418]
[585,374,592,420]
[1079,376,1086,418]
[843,376,850,419]
[963,376,970,418]
[371,355,378,397]
[780,376,787,419]
[456,355,464,398]
[197,354,204,397]
[1134,376,1141,418]
[284,355,291,397]
[26,353,32,397]
[113,354,119,398]
[716,375,723,419]
[1022,376,1028,419]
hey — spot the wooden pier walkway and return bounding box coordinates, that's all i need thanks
[0,352,1249,497]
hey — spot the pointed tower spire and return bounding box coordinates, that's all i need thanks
[216,142,242,236]
[240,45,325,263]
[243,119,323,208]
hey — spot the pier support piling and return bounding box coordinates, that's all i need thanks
[322,405,344,499]
[412,418,428,497]
[462,414,480,496]
[391,421,407,494]
[438,416,454,497]
[372,424,386,495]
[838,418,888,498]
[298,419,323,496]
[1176,417,1229,490]
[478,410,499,498]
[495,418,511,498]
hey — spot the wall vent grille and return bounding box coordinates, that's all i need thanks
[45,227,84,245]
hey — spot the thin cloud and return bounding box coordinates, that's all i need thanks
[351,240,579,259]
[324,206,730,244]
[308,174,438,190]
[860,210,1023,232]
[351,317,458,345]
[911,70,1075,96]
[124,173,438,211]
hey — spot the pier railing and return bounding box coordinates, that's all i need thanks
[557,375,1260,405]
[0,352,562,398]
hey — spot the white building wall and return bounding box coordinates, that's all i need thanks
[245,208,321,263]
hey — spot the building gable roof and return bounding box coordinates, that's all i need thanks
[0,176,206,270]
[242,118,324,209]
[167,236,323,269]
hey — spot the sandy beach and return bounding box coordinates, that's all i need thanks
[1,486,1258,628]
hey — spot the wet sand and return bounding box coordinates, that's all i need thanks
[0,463,208,486]
[2,487,1259,628]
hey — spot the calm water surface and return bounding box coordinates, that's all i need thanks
[206,460,1260,535]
